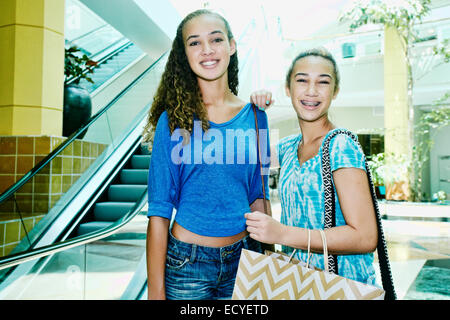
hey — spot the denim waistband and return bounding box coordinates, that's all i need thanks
[167,229,259,263]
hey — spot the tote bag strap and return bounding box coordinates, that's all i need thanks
[251,104,268,214]
[321,129,396,300]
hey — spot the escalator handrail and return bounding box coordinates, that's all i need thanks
[0,51,167,205]
[0,188,148,271]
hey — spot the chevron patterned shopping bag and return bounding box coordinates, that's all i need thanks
[232,230,385,300]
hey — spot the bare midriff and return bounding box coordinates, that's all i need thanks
[171,221,248,247]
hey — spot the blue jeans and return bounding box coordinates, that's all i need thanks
[165,230,262,300]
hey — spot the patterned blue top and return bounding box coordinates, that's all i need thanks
[277,128,377,285]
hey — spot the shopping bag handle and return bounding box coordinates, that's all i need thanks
[288,229,329,273]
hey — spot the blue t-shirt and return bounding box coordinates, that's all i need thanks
[147,103,270,237]
[277,128,377,285]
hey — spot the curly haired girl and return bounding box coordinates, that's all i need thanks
[144,9,271,300]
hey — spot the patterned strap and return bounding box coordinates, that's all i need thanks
[321,129,396,300]
[321,131,339,275]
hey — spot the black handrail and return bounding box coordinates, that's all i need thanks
[0,51,167,204]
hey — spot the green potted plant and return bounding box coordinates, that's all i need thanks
[63,45,98,138]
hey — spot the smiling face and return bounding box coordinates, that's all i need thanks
[286,55,339,123]
[182,14,236,83]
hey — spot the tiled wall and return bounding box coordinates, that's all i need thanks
[0,136,63,194]
[0,136,107,257]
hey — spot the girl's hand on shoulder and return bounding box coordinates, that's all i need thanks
[245,211,283,244]
[250,89,275,111]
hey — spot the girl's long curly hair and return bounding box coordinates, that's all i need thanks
[142,9,239,145]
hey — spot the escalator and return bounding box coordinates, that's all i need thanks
[0,18,259,300]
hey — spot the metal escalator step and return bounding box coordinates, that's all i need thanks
[131,155,151,169]
[77,221,113,236]
[94,202,135,221]
[120,169,148,184]
[108,184,146,202]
